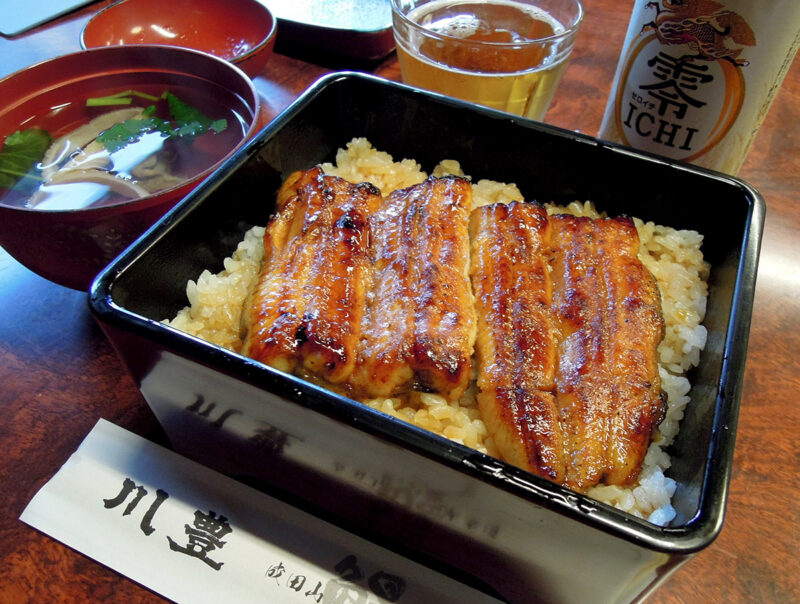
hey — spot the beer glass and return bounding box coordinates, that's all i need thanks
[390,0,584,121]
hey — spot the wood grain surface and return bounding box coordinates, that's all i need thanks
[1,0,798,602]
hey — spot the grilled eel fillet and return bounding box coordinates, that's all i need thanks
[243,170,476,400]
[242,167,381,384]
[244,166,664,490]
[550,213,666,489]
[470,201,566,483]
[471,205,666,490]
[350,174,476,401]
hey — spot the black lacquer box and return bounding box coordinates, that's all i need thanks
[90,72,764,603]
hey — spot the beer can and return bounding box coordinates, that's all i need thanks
[598,0,800,175]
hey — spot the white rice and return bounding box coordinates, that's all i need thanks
[166,137,710,525]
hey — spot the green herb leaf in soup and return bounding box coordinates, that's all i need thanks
[165,91,228,135]
[1,88,240,211]
[0,129,52,190]
[92,91,229,153]
[97,115,173,153]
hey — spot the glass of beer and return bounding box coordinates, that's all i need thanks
[390,0,583,121]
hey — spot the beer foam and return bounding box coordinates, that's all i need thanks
[410,0,565,42]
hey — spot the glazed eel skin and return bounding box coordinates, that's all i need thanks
[244,168,665,491]
[549,213,666,490]
[470,201,566,483]
[470,203,666,490]
[242,167,381,384]
[243,169,476,401]
[349,174,476,401]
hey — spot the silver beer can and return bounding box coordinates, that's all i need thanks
[598,0,800,175]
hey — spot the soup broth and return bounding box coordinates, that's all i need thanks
[0,80,248,211]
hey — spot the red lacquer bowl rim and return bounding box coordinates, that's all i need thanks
[80,0,277,70]
[0,44,261,217]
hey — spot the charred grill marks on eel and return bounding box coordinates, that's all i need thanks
[243,167,666,491]
[470,201,566,483]
[244,170,476,400]
[351,175,476,401]
[549,214,666,490]
[242,167,381,384]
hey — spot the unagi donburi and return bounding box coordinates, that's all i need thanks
[165,138,710,526]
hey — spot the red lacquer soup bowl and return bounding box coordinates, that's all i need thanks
[0,45,260,290]
[81,0,277,78]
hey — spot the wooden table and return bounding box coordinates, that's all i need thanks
[1,1,798,602]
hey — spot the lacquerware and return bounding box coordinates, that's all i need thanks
[90,72,763,603]
[81,0,277,77]
[0,46,260,290]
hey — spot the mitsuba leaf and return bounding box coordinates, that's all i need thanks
[0,128,52,190]
[165,92,228,135]
[91,91,228,153]
[174,120,208,139]
[97,117,172,153]
[209,119,227,133]
[166,92,206,127]
[0,91,230,192]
